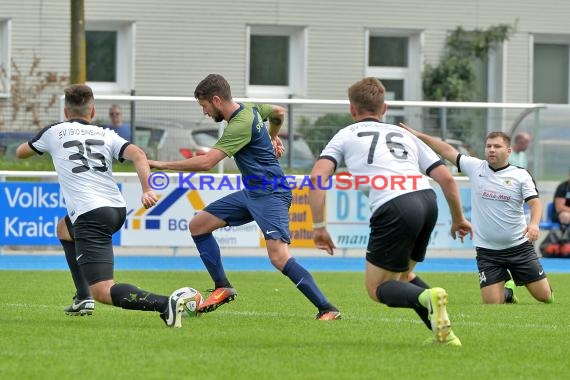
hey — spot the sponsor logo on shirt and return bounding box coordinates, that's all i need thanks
[481,190,511,201]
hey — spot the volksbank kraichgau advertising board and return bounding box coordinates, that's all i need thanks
[1,182,120,245]
[1,182,67,245]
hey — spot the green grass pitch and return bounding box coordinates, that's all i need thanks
[0,270,567,379]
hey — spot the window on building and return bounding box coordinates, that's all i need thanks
[250,35,289,86]
[0,19,12,97]
[369,36,408,67]
[381,79,405,125]
[366,31,421,125]
[533,42,569,104]
[85,21,134,94]
[247,25,306,98]
[460,32,504,134]
[86,31,117,82]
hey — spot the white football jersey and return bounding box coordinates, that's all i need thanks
[458,155,539,250]
[320,120,443,214]
[29,119,128,223]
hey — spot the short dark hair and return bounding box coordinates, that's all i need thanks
[109,104,122,114]
[194,74,232,101]
[514,132,530,144]
[64,84,94,116]
[486,131,511,146]
[348,77,386,115]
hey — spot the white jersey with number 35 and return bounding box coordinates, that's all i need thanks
[320,120,443,214]
[29,120,128,223]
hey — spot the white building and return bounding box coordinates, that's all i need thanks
[1,1,569,178]
[2,1,569,101]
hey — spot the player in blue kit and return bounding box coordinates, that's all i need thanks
[149,74,340,320]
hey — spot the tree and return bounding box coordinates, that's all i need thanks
[298,113,353,158]
[422,24,516,156]
[0,55,69,130]
[423,24,516,101]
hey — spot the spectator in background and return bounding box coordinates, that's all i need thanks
[106,104,132,141]
[508,132,531,168]
[553,169,570,228]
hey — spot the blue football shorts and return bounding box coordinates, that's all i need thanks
[203,190,292,243]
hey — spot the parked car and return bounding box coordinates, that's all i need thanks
[129,118,187,161]
[0,132,36,158]
[124,116,315,172]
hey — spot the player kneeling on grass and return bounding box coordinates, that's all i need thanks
[400,124,554,305]
[309,77,473,346]
[16,84,196,328]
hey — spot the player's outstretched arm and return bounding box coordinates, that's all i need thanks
[148,148,227,172]
[399,123,460,166]
[123,144,158,209]
[15,142,37,159]
[429,165,473,242]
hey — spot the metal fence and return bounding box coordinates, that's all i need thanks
[2,94,569,179]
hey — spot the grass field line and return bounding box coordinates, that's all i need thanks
[221,310,563,330]
[3,302,562,331]
[4,302,54,309]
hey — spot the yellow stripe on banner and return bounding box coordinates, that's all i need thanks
[187,190,206,210]
[133,206,147,216]
[260,187,316,248]
[133,219,141,230]
[134,194,163,216]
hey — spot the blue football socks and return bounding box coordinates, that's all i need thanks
[282,257,334,311]
[192,233,231,288]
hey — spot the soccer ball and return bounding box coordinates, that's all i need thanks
[174,287,203,317]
